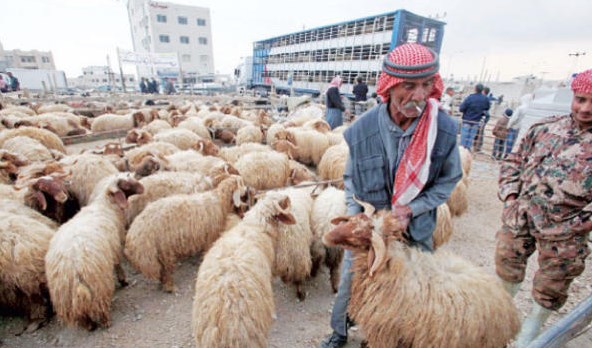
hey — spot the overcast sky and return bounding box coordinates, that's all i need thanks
[2,0,591,81]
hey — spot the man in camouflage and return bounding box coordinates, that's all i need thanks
[495,68,592,347]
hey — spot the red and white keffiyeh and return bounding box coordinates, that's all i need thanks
[391,98,439,207]
[572,69,592,94]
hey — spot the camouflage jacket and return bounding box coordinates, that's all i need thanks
[499,114,592,239]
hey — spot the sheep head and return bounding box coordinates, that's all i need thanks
[108,176,144,210]
[133,154,163,177]
[170,114,187,127]
[271,140,298,160]
[103,142,124,157]
[30,175,69,211]
[0,150,30,181]
[195,139,219,156]
[214,129,236,144]
[289,162,315,185]
[132,111,146,127]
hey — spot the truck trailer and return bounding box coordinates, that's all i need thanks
[250,9,445,97]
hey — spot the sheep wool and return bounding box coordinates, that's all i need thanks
[2,136,55,162]
[234,151,291,190]
[446,179,469,217]
[125,175,247,292]
[433,203,453,249]
[0,127,66,153]
[192,192,296,348]
[317,143,348,189]
[235,125,263,145]
[60,154,119,206]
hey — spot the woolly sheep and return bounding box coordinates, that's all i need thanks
[446,179,469,217]
[125,142,180,169]
[164,150,238,182]
[218,143,272,165]
[0,127,66,153]
[273,185,315,300]
[0,149,29,184]
[60,154,119,206]
[0,183,24,202]
[323,202,521,348]
[266,123,286,145]
[459,146,472,183]
[317,142,348,188]
[0,211,55,332]
[2,136,55,162]
[177,117,211,140]
[90,113,140,133]
[192,192,296,348]
[36,103,72,114]
[125,175,247,292]
[0,199,58,229]
[125,129,153,145]
[18,113,86,137]
[310,186,346,293]
[125,171,213,226]
[234,151,291,190]
[288,159,317,185]
[275,128,330,166]
[235,125,263,145]
[45,174,144,330]
[284,105,323,127]
[153,128,205,150]
[302,119,331,133]
[141,119,172,135]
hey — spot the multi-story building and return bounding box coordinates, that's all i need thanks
[251,9,445,96]
[0,40,56,70]
[69,66,136,89]
[127,0,214,82]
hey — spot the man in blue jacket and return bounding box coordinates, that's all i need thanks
[319,43,463,348]
[459,83,491,150]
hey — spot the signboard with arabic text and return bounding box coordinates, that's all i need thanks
[119,50,179,69]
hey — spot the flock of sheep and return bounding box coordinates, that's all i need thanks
[0,97,521,347]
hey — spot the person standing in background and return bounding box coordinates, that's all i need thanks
[459,83,490,150]
[440,86,455,114]
[352,76,369,117]
[325,76,349,129]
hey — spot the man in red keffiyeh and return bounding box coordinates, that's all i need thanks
[320,43,463,348]
[495,68,592,348]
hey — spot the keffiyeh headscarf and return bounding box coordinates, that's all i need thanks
[376,43,443,103]
[572,69,592,94]
[329,76,343,88]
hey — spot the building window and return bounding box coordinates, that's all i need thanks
[180,36,190,44]
[182,54,191,62]
[20,56,36,63]
[157,14,167,23]
[178,16,187,24]
[41,56,50,63]
[159,35,170,43]
[197,18,206,26]
[198,37,208,45]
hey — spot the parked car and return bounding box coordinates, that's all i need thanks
[516,87,572,143]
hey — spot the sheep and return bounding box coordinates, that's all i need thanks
[45,174,144,330]
[266,123,286,145]
[17,113,87,136]
[60,154,119,206]
[214,128,237,144]
[310,186,346,293]
[0,149,29,184]
[234,151,291,190]
[192,192,296,348]
[0,211,55,333]
[141,119,172,135]
[446,179,469,217]
[125,175,248,292]
[217,143,272,165]
[0,105,36,116]
[36,103,72,114]
[323,200,521,348]
[2,136,56,162]
[90,113,142,133]
[0,183,24,202]
[125,171,213,226]
[317,142,348,189]
[153,128,209,151]
[284,105,323,127]
[125,129,153,145]
[235,124,264,145]
[125,142,180,170]
[302,118,331,133]
[164,150,238,182]
[273,185,316,300]
[0,199,58,229]
[0,127,66,153]
[288,159,317,185]
[433,203,453,249]
[177,117,211,140]
[275,128,330,166]
[459,146,473,183]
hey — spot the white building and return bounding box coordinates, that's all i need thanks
[70,66,136,90]
[127,0,214,82]
[0,40,56,70]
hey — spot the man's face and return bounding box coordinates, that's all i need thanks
[572,92,592,128]
[446,89,454,97]
[388,76,434,119]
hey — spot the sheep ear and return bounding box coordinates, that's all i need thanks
[330,216,349,225]
[109,187,128,210]
[276,212,296,225]
[368,231,387,278]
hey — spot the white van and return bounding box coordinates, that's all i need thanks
[516,87,572,143]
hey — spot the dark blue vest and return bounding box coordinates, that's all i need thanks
[343,104,459,243]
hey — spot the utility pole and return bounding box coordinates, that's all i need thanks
[568,52,586,76]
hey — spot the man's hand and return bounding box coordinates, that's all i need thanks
[391,204,413,231]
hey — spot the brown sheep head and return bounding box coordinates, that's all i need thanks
[289,163,315,185]
[126,129,152,145]
[312,120,331,133]
[103,142,124,157]
[269,194,296,225]
[214,129,236,144]
[79,116,93,129]
[30,175,69,211]
[132,111,147,127]
[271,140,298,160]
[0,150,30,181]
[195,139,219,156]
[170,114,188,127]
[133,154,163,178]
[108,176,144,210]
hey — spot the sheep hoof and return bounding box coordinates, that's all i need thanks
[296,290,306,302]
[119,279,129,288]
[162,284,177,293]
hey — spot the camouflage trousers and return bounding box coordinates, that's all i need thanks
[495,201,590,310]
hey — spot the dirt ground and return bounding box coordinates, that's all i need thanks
[1,153,591,348]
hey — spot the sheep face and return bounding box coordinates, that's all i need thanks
[108,177,144,210]
[0,150,29,181]
[125,129,140,143]
[312,120,331,133]
[269,195,296,225]
[214,129,236,144]
[32,176,69,210]
[134,155,162,177]
[271,140,298,160]
[103,143,124,157]
[289,166,315,185]
[170,114,187,127]
[132,111,147,127]
[195,139,219,156]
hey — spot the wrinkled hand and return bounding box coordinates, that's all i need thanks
[391,205,412,231]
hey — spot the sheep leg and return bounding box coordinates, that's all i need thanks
[295,281,306,301]
[310,254,323,278]
[329,265,340,294]
[159,261,177,293]
[115,263,128,287]
[15,294,49,335]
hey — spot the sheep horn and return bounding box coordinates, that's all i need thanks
[232,189,242,208]
[353,195,375,217]
[368,230,387,278]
